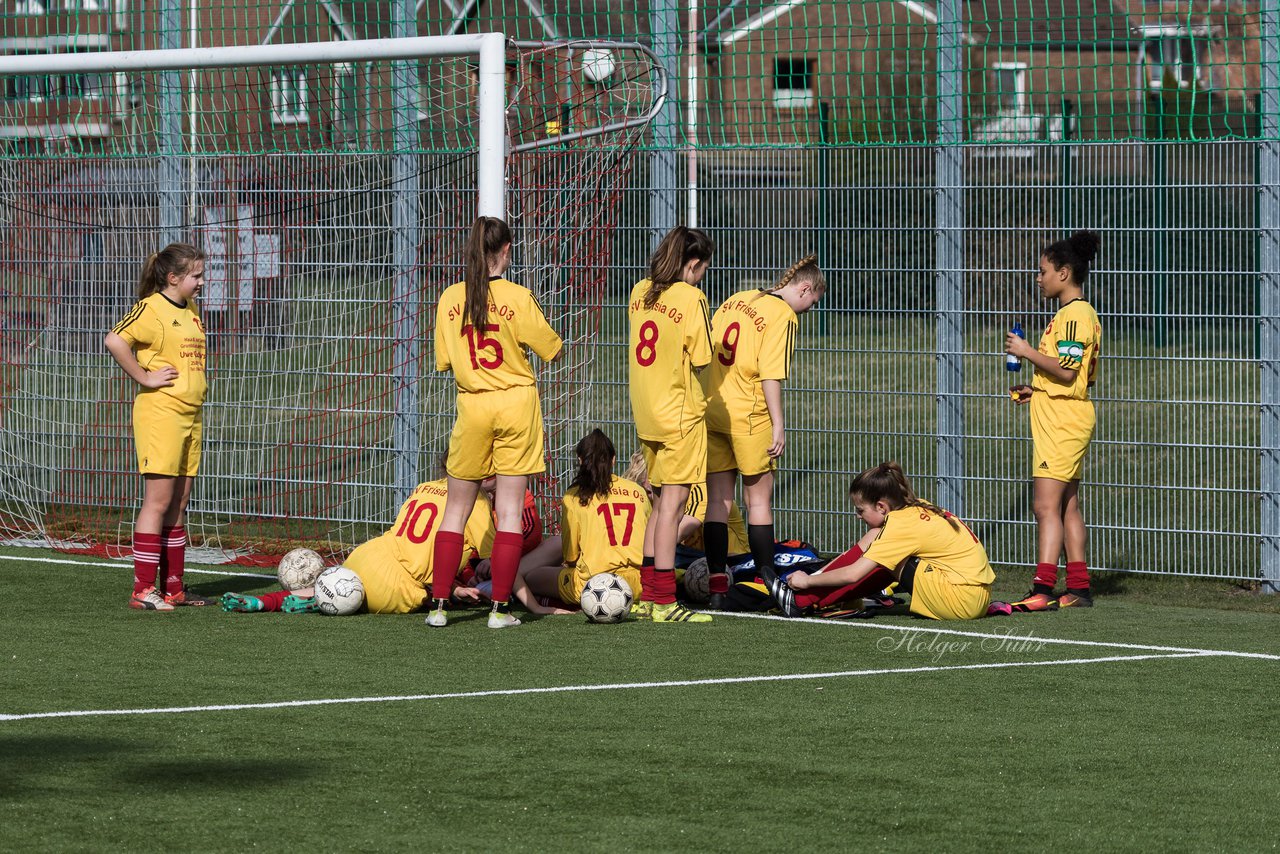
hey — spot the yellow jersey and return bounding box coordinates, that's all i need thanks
[561,476,651,576]
[371,479,494,585]
[435,277,563,392]
[705,289,798,435]
[680,482,750,554]
[111,292,207,409]
[1031,299,1101,400]
[863,504,995,586]
[627,279,712,440]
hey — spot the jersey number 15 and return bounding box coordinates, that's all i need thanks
[462,324,504,370]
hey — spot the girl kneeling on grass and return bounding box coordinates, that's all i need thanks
[786,462,995,621]
[518,429,650,610]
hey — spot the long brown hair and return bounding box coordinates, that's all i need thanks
[137,243,204,300]
[570,429,616,506]
[849,461,959,529]
[644,225,714,308]
[767,253,826,295]
[464,216,513,330]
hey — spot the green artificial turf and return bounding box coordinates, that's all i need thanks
[2,556,1278,852]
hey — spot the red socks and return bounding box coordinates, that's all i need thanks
[708,572,730,595]
[257,590,289,612]
[132,531,161,594]
[651,568,677,605]
[1065,560,1090,591]
[160,525,186,595]
[640,557,655,603]
[430,531,466,601]
[1032,562,1059,590]
[489,531,524,604]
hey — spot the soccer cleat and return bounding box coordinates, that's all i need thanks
[1057,590,1094,609]
[282,594,320,614]
[1010,591,1060,613]
[707,592,726,610]
[220,592,264,612]
[650,602,712,623]
[164,587,214,607]
[129,586,174,611]
[629,600,653,621]
[758,567,803,618]
[487,610,521,629]
[425,606,449,628]
[986,601,1013,617]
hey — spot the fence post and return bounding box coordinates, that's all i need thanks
[157,0,183,246]
[1260,0,1280,593]
[390,0,422,506]
[649,0,679,242]
[817,100,831,333]
[935,0,965,516]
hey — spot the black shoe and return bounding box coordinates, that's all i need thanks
[708,592,725,610]
[758,566,803,618]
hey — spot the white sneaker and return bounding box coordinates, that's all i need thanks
[129,586,174,611]
[425,607,448,627]
[487,610,521,629]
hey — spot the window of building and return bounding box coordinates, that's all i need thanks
[62,0,106,10]
[112,0,129,31]
[1139,27,1205,90]
[992,61,1028,114]
[772,57,815,110]
[13,0,45,14]
[332,62,358,133]
[270,67,308,125]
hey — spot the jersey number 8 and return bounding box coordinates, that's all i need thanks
[635,320,659,367]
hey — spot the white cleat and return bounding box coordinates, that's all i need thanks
[425,607,448,628]
[487,611,521,629]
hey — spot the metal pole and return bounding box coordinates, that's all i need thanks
[157,0,183,247]
[935,0,965,516]
[1259,0,1280,593]
[475,33,507,217]
[390,0,423,505]
[817,100,831,333]
[650,0,679,242]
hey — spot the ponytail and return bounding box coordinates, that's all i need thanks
[768,253,826,295]
[137,243,204,300]
[644,225,714,308]
[849,461,958,529]
[570,429,617,506]
[1042,230,1100,285]
[464,216,513,330]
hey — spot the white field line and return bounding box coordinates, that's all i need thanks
[711,611,1280,661]
[0,651,1221,721]
[0,553,275,580]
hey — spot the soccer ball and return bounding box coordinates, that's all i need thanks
[580,572,633,623]
[682,557,710,602]
[277,548,325,592]
[314,566,365,616]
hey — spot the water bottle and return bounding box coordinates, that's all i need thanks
[1006,321,1024,372]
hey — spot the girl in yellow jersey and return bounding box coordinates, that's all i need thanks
[1004,231,1102,611]
[519,429,651,607]
[621,448,749,554]
[105,243,211,611]
[628,226,715,623]
[703,255,825,614]
[426,217,563,629]
[787,462,995,621]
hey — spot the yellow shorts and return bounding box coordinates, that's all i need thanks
[447,386,546,480]
[133,393,202,477]
[908,560,991,621]
[346,539,429,614]
[707,428,775,477]
[641,425,706,487]
[557,564,642,604]
[1030,394,1095,482]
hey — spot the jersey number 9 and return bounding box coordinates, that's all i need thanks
[462,324,504,370]
[717,322,741,367]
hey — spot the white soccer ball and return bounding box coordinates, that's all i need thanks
[580,572,633,624]
[682,558,710,602]
[277,548,325,592]
[314,566,365,616]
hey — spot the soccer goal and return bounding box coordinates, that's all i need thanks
[0,35,665,564]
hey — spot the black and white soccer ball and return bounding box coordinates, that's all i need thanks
[682,557,710,602]
[314,566,365,616]
[277,547,325,592]
[581,572,633,623]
